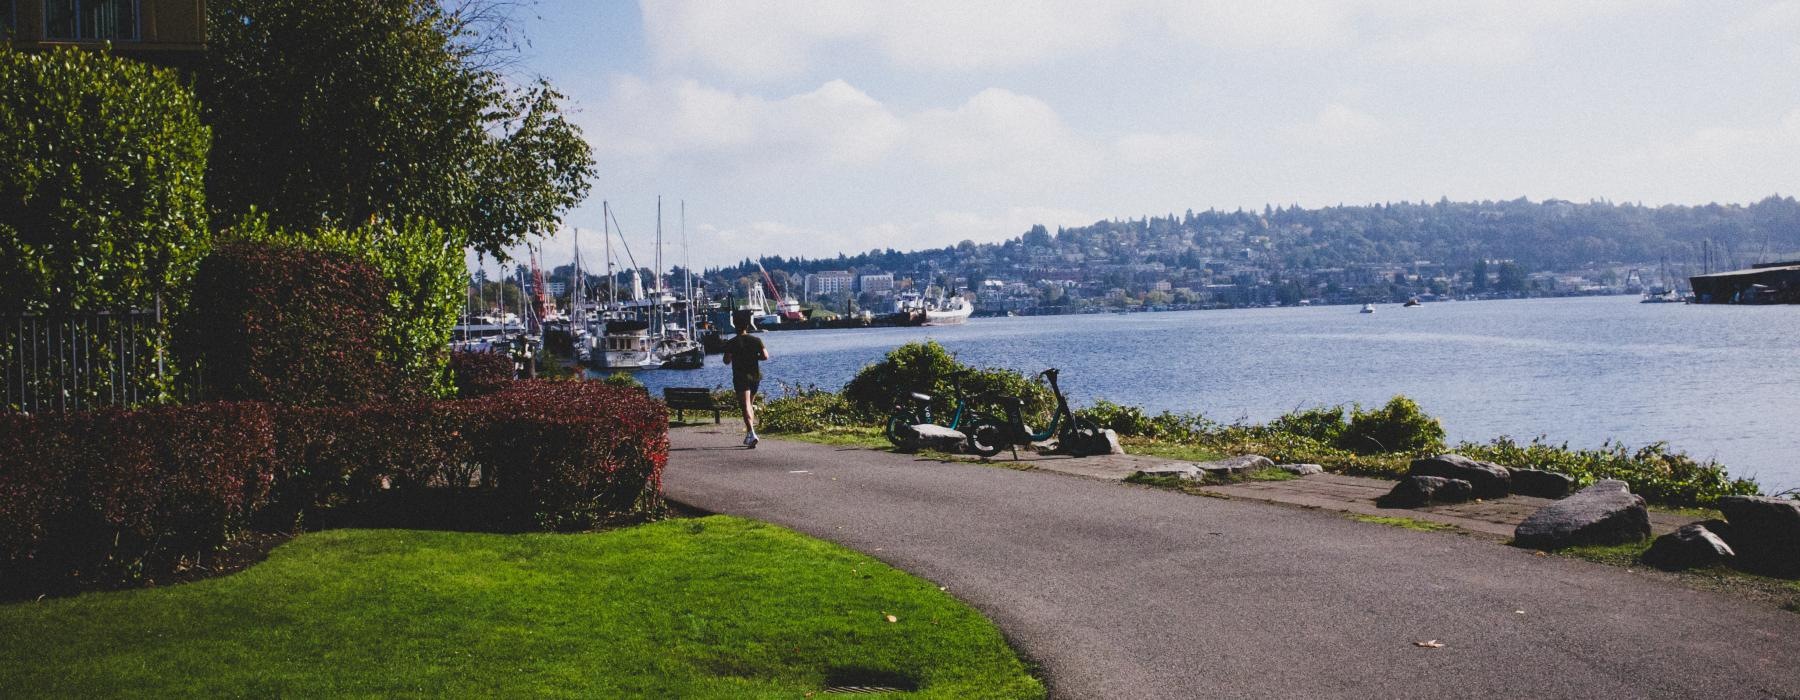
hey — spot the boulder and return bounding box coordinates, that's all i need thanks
[1716,495,1800,575]
[1641,522,1735,571]
[1377,475,1474,508]
[1513,480,1650,550]
[902,424,967,453]
[1133,464,1202,481]
[1408,454,1512,498]
[1193,455,1275,476]
[1510,469,1576,499]
[1277,463,1325,477]
[1098,429,1126,455]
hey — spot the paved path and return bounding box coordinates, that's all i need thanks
[665,427,1800,699]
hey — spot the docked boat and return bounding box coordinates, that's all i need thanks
[896,291,973,325]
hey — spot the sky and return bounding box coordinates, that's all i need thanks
[480,1,1800,272]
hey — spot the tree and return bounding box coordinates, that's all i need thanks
[199,0,594,259]
[0,47,210,313]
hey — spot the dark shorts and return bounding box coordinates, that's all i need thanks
[733,376,760,395]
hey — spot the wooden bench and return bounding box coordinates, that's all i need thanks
[663,387,725,424]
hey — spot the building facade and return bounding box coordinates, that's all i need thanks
[805,270,854,298]
[4,0,206,55]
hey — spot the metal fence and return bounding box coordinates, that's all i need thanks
[2,300,169,413]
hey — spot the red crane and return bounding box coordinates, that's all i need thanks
[530,245,550,333]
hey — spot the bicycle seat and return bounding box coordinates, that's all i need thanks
[909,392,933,402]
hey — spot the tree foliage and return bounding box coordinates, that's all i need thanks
[199,0,594,259]
[0,47,210,313]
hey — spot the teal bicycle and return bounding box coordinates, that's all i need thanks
[884,371,977,447]
[963,368,1104,458]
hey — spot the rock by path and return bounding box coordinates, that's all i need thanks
[665,427,1800,699]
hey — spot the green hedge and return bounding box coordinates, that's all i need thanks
[0,46,210,314]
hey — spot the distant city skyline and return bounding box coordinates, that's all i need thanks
[487,1,1800,272]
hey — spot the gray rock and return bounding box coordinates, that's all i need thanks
[1641,522,1735,571]
[1378,475,1474,508]
[1099,429,1126,455]
[1716,495,1800,575]
[1193,455,1275,476]
[1133,464,1202,481]
[1513,479,1650,550]
[902,424,967,453]
[1510,469,1576,499]
[1408,454,1512,499]
[1277,463,1325,476]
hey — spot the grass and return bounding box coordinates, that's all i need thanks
[0,517,1044,699]
[1349,514,1459,532]
[768,425,891,450]
[1118,438,1226,463]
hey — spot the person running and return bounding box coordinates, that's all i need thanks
[722,310,770,448]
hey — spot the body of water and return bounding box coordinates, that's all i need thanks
[605,296,1800,493]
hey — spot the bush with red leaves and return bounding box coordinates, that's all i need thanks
[449,350,515,397]
[0,403,276,594]
[3,382,666,593]
[179,243,390,406]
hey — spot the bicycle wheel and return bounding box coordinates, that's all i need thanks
[1061,417,1104,456]
[965,416,1007,457]
[885,411,917,447]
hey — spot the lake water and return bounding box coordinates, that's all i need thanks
[605,296,1800,493]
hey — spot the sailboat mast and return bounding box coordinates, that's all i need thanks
[682,199,693,334]
[603,201,614,305]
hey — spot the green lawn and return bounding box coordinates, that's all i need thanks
[0,517,1043,699]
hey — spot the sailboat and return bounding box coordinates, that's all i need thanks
[585,199,705,370]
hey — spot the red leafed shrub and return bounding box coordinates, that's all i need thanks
[179,243,391,406]
[0,403,276,593]
[449,350,515,397]
[267,381,665,531]
[457,381,669,529]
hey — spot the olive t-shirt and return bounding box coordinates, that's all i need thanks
[725,334,765,384]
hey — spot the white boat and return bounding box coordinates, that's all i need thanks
[926,296,973,325]
[895,291,973,325]
[585,199,707,371]
[1360,303,1376,314]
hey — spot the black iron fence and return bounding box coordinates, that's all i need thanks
[3,300,171,413]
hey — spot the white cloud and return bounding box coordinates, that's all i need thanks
[586,77,903,169]
[1284,103,1384,146]
[640,0,1646,80]
[1657,109,1800,160]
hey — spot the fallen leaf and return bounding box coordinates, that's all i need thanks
[885,614,898,623]
[1533,551,1548,557]
[1414,640,1446,648]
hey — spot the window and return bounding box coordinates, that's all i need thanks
[44,0,138,41]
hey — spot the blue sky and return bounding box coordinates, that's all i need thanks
[488,1,1800,271]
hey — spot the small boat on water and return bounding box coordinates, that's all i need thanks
[1360,303,1376,314]
[1403,297,1422,308]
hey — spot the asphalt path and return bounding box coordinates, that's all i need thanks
[664,427,1800,699]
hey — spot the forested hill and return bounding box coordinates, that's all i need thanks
[705,196,1800,283]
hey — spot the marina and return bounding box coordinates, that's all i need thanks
[607,295,1800,493]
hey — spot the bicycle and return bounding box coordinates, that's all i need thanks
[884,370,978,447]
[963,368,1104,458]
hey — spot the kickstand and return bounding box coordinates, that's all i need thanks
[1009,444,1020,461]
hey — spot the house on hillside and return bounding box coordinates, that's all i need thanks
[4,0,205,60]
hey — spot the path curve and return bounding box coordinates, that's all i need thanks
[664,427,1800,699]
